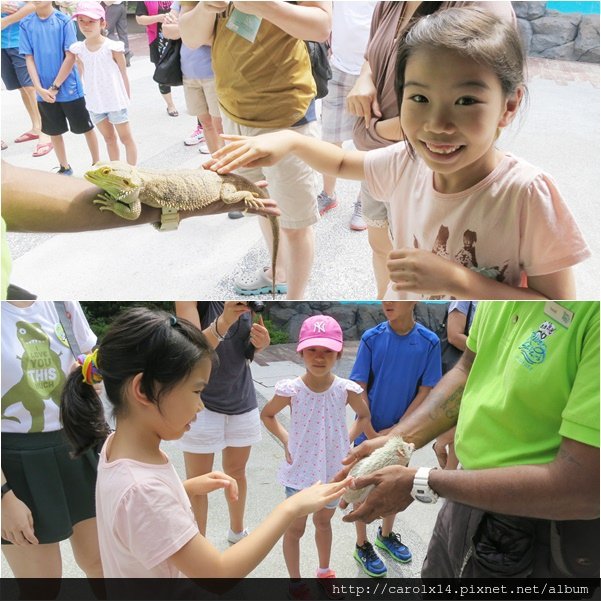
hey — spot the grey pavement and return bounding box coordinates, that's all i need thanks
[2,51,599,300]
[1,342,442,581]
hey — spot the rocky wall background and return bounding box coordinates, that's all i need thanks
[514,2,599,62]
[262,302,452,343]
[264,302,386,343]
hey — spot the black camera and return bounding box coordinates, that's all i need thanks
[246,301,265,313]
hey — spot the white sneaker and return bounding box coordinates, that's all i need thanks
[349,198,367,231]
[198,141,210,154]
[227,527,249,544]
[184,124,204,146]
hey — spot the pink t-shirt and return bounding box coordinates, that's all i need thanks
[364,144,591,300]
[96,434,198,578]
[276,376,362,489]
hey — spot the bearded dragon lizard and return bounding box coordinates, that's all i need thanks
[85,161,280,296]
[343,436,415,504]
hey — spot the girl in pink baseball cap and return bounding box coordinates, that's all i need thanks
[261,314,378,598]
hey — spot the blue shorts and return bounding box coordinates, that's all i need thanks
[88,108,129,126]
[285,486,339,511]
[1,48,33,90]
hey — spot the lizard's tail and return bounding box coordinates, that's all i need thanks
[269,216,279,299]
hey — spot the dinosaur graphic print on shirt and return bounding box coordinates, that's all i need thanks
[1,321,66,433]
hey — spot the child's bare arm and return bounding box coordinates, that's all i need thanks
[75,56,84,79]
[169,479,350,578]
[207,131,366,181]
[112,50,130,98]
[347,380,367,441]
[260,394,291,447]
[51,51,77,89]
[24,55,54,102]
[401,385,432,419]
[183,471,238,502]
[346,390,378,440]
[388,249,576,300]
[1,1,35,29]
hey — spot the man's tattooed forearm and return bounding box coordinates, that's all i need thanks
[429,386,464,422]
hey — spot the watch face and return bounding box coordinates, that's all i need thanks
[416,494,435,504]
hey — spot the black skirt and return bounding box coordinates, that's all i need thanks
[1,430,98,545]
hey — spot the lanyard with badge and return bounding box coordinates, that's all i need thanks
[225,7,262,43]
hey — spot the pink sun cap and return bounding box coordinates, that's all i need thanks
[72,1,105,20]
[296,315,343,353]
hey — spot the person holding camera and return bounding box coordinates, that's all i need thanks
[173,301,270,544]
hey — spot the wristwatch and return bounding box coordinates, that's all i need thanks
[1,482,11,499]
[49,83,60,92]
[411,467,439,504]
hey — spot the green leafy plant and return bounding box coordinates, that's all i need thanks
[261,318,289,345]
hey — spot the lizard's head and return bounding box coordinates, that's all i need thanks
[85,161,142,201]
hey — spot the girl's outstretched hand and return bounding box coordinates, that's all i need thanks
[388,249,461,297]
[284,478,352,518]
[332,435,390,508]
[204,132,296,174]
[185,471,239,502]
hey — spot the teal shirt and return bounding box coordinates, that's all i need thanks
[1,2,26,48]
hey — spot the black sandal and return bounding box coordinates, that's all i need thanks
[167,107,179,117]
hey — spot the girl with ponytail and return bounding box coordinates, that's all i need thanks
[61,306,350,578]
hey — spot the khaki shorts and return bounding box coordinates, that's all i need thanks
[183,76,221,118]
[221,114,319,229]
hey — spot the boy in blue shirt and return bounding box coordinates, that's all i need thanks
[349,301,442,577]
[20,1,98,174]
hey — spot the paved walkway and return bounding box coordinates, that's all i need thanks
[1,342,442,581]
[2,42,599,299]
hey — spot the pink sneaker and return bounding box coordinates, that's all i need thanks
[184,124,205,146]
[316,569,343,600]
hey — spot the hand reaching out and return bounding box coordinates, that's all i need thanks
[185,471,239,503]
[204,132,296,174]
[284,478,352,518]
[331,435,390,508]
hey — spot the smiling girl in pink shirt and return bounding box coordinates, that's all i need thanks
[208,8,590,301]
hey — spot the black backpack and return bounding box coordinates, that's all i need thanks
[414,302,473,374]
[305,40,332,99]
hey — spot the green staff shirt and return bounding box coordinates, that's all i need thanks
[456,301,599,470]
